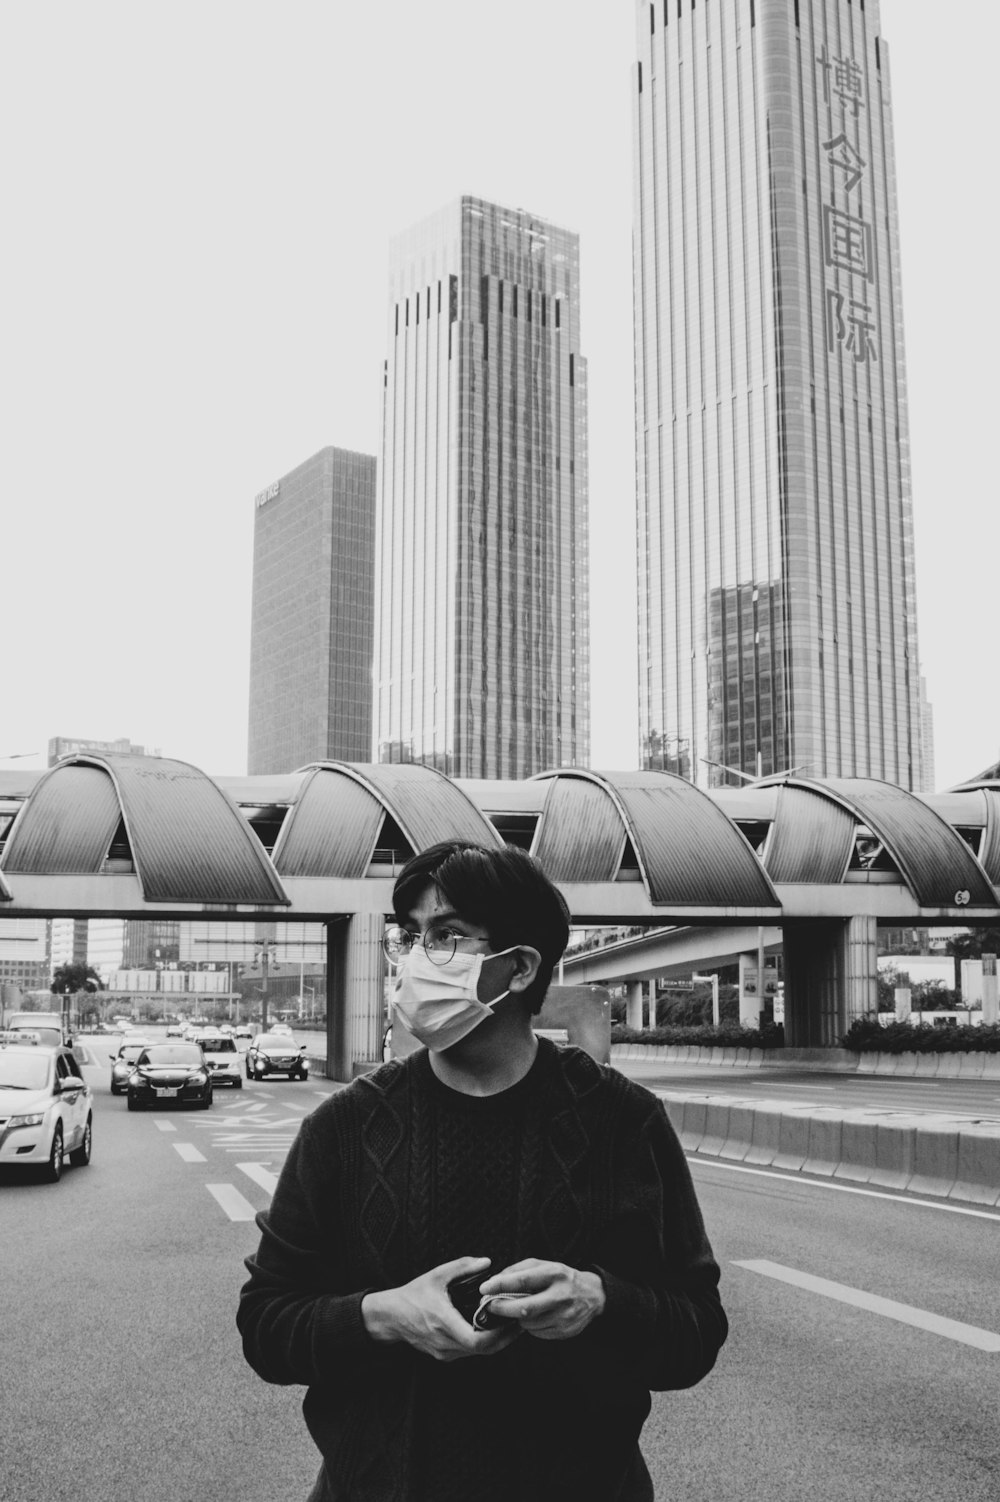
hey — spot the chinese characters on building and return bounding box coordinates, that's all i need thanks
[817,45,878,366]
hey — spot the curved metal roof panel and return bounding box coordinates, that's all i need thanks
[764,785,857,884]
[2,756,289,905]
[534,770,780,909]
[299,763,503,857]
[977,790,1000,885]
[271,768,385,878]
[0,868,12,901]
[1,763,122,874]
[799,778,996,907]
[531,776,626,882]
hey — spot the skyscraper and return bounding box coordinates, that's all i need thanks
[374,196,590,779]
[248,446,376,774]
[633,0,925,789]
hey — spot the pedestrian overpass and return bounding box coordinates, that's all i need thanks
[1,755,998,1077]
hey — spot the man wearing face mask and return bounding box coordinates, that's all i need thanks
[238,841,727,1502]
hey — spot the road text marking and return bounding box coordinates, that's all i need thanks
[173,1142,206,1163]
[735,1259,1000,1352]
[206,1183,258,1221]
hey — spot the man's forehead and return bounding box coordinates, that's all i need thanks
[404,883,460,926]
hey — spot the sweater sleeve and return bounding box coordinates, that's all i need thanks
[570,1097,728,1394]
[237,1108,401,1391]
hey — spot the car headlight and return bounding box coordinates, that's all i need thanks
[186,1071,208,1084]
[9,1113,44,1128]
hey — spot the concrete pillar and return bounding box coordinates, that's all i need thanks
[894,985,911,1022]
[626,980,644,1030]
[647,980,658,1028]
[325,913,386,1081]
[782,915,878,1048]
[983,954,998,1026]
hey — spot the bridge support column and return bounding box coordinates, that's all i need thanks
[626,980,644,1030]
[782,915,878,1047]
[738,953,763,1029]
[325,914,386,1081]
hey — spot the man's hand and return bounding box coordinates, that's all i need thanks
[478,1258,606,1340]
[362,1256,520,1362]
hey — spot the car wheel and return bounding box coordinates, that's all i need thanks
[198,1090,213,1110]
[69,1115,93,1167]
[43,1124,64,1183]
[233,1077,243,1090]
[110,1083,120,1096]
[127,1094,143,1111]
[245,1063,252,1080]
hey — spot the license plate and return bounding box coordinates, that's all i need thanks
[155,1087,178,1098]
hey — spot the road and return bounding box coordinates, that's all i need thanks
[1,1037,997,1501]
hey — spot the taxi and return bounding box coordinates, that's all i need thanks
[0,1034,93,1183]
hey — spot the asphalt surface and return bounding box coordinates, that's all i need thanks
[2,1033,997,1501]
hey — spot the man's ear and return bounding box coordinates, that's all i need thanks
[507,945,542,994]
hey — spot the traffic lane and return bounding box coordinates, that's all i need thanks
[0,1082,328,1502]
[639,1160,1000,1502]
[619,1060,1000,1120]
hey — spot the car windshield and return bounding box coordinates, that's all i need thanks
[200,1037,236,1053]
[139,1045,203,1067]
[119,1044,148,1062]
[0,1053,51,1091]
[260,1034,294,1046]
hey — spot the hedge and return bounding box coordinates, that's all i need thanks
[611,1022,785,1050]
[841,1018,1000,1054]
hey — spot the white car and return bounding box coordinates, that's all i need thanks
[191,1031,243,1089]
[0,1041,93,1182]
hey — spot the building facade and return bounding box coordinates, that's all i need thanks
[374,196,590,779]
[248,447,376,775]
[633,0,925,789]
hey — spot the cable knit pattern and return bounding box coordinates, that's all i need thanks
[238,1040,728,1501]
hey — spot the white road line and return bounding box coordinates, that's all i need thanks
[173,1142,206,1163]
[690,1157,1000,1222]
[735,1259,1000,1352]
[206,1183,258,1221]
[238,1162,279,1194]
[152,1119,176,1132]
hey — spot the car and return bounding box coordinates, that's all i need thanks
[164,1022,186,1038]
[245,1031,309,1082]
[109,1036,153,1095]
[126,1042,213,1111]
[0,1040,93,1182]
[234,1026,254,1045]
[269,1023,295,1037]
[5,1012,69,1047]
[191,1030,242,1089]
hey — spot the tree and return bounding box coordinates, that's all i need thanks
[51,963,103,997]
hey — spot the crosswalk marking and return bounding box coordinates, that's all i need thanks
[238,1162,279,1194]
[173,1142,206,1163]
[736,1259,1000,1352]
[206,1183,258,1222]
[153,1119,176,1132]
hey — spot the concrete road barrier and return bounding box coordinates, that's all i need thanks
[657,1089,1000,1207]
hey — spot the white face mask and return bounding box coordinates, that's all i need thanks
[392,942,519,1052]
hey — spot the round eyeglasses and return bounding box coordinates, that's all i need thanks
[382,923,482,968]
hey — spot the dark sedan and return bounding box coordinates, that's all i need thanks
[126,1043,213,1111]
[245,1032,309,1081]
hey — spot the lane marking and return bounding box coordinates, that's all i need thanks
[173,1142,206,1163]
[206,1183,258,1221]
[238,1162,279,1194]
[689,1157,1000,1222]
[152,1119,176,1132]
[735,1259,1000,1352]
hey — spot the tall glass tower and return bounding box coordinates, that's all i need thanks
[374,196,590,779]
[633,0,925,790]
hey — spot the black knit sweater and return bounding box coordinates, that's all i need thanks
[237,1039,727,1501]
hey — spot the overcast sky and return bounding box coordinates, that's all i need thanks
[1,0,995,790]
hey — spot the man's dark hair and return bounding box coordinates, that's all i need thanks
[391,841,571,1014]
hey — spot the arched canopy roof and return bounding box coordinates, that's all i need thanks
[0,756,288,906]
[271,762,503,878]
[529,769,780,913]
[0,758,997,922]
